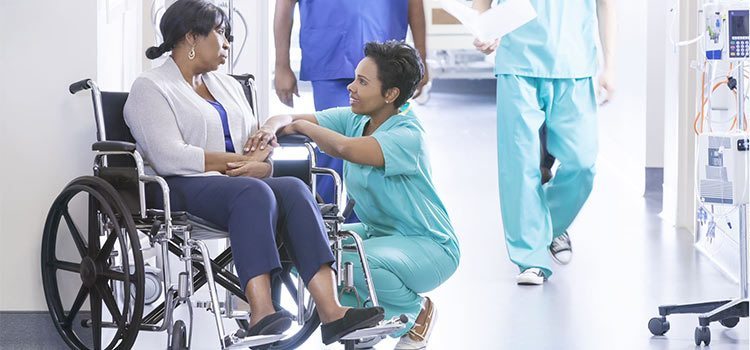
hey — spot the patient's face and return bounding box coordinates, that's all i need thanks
[194,25,229,72]
[347,57,387,115]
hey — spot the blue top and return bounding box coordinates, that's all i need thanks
[298,0,409,81]
[494,0,599,78]
[206,100,235,153]
[315,104,460,263]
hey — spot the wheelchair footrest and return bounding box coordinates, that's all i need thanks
[224,334,286,349]
[340,320,406,340]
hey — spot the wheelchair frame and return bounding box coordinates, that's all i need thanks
[40,77,403,350]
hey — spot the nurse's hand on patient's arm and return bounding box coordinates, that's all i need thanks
[473,38,499,55]
[274,66,299,107]
[244,127,279,154]
[226,160,272,178]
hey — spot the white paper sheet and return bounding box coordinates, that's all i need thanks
[439,0,537,41]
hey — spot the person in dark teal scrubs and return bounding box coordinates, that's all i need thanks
[251,41,458,349]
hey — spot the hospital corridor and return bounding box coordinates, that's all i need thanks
[2,0,750,349]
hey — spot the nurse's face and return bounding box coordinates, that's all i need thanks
[348,57,393,115]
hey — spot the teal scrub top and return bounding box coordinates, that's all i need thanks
[315,104,460,262]
[494,0,599,78]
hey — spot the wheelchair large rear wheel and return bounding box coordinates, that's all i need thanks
[41,176,145,350]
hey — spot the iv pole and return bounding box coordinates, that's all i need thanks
[227,0,234,74]
[648,61,750,346]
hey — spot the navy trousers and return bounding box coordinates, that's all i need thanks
[149,176,335,290]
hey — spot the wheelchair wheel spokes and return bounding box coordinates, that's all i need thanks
[42,176,145,350]
[97,283,124,328]
[61,208,88,258]
[65,285,90,327]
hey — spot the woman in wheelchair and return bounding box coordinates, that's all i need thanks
[123,0,383,345]
[252,41,460,349]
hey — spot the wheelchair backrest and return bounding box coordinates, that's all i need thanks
[100,91,136,145]
[228,74,259,131]
[96,91,142,215]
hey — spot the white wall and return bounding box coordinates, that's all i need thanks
[98,0,143,91]
[0,1,98,310]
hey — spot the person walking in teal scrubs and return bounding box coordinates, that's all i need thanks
[473,0,616,285]
[251,41,459,349]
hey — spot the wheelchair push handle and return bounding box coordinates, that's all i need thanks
[69,79,92,94]
[277,134,313,145]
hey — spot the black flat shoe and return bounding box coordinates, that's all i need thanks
[247,310,293,337]
[321,307,385,345]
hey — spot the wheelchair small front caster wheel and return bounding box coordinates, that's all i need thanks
[694,326,711,346]
[144,270,162,305]
[171,320,187,350]
[720,317,740,328]
[648,317,670,336]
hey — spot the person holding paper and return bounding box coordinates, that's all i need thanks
[273,0,430,217]
[472,0,616,285]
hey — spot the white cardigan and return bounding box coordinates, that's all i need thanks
[123,57,257,176]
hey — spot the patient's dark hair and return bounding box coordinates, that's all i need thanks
[364,41,424,107]
[145,0,231,60]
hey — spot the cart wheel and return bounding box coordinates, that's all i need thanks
[41,176,145,350]
[719,317,740,328]
[694,326,711,346]
[171,320,188,350]
[648,317,670,336]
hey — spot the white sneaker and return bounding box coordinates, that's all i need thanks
[549,231,572,265]
[516,268,547,285]
[394,297,437,350]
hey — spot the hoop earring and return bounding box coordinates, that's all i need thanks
[188,46,196,60]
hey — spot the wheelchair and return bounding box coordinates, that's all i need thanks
[41,75,405,350]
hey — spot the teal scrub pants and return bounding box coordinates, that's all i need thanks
[338,223,458,337]
[496,75,598,278]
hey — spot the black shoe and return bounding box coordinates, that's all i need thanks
[247,310,293,337]
[321,307,385,345]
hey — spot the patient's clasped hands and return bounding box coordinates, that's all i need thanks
[224,129,278,178]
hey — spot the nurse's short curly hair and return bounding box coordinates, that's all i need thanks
[364,41,424,107]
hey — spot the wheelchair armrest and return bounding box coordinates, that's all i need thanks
[92,141,136,152]
[277,134,313,146]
